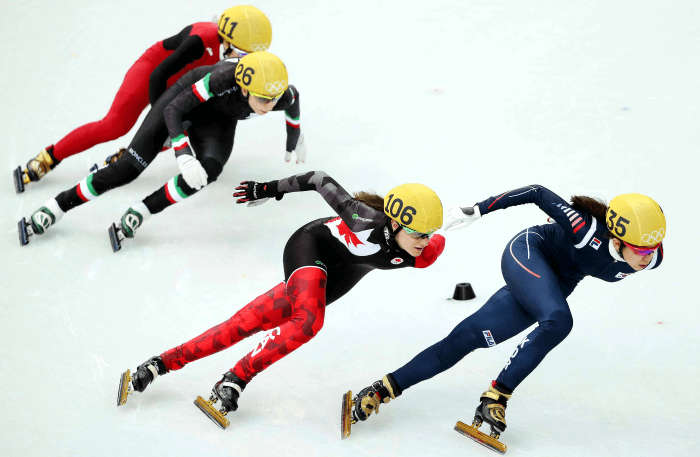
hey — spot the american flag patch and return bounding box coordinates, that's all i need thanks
[589,237,601,250]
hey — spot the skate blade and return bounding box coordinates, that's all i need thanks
[454,420,507,454]
[17,218,30,246]
[341,390,353,439]
[194,396,230,429]
[13,166,27,193]
[108,223,122,252]
[117,369,132,406]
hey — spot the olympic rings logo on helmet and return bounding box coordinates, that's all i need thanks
[265,80,287,95]
[641,228,665,245]
[250,44,269,52]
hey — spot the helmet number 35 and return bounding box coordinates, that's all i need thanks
[236,64,255,85]
[385,194,416,225]
[607,209,630,237]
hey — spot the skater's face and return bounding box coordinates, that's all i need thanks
[391,220,431,257]
[222,42,247,59]
[613,238,655,271]
[242,89,280,115]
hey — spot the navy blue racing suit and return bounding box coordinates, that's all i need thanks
[390,185,664,393]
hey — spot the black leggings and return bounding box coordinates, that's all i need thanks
[56,71,235,212]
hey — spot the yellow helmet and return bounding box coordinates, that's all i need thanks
[235,51,288,99]
[384,183,443,234]
[606,193,666,246]
[218,5,272,52]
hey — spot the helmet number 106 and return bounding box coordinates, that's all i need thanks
[385,194,416,225]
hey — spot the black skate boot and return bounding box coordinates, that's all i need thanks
[18,199,65,246]
[474,382,511,435]
[117,356,168,406]
[194,372,247,429]
[109,204,151,252]
[454,381,512,453]
[341,374,402,438]
[14,145,60,193]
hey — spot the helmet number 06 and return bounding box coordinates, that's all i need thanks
[236,64,255,85]
[607,209,630,237]
[385,193,416,225]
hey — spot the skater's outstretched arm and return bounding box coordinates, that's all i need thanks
[452,185,595,244]
[234,171,384,231]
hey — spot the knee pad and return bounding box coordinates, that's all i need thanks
[91,159,142,194]
[200,157,223,184]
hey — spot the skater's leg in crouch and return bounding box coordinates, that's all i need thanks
[390,286,535,391]
[390,230,573,393]
[140,117,236,215]
[161,282,291,371]
[231,266,327,382]
[494,232,573,391]
[51,58,153,161]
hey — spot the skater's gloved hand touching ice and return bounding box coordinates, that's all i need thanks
[233,180,284,206]
[284,132,306,164]
[443,205,481,231]
[175,139,208,190]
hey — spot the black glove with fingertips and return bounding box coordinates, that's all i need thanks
[233,180,284,204]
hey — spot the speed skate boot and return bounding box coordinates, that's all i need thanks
[108,203,151,252]
[341,374,401,439]
[14,145,61,193]
[454,381,512,453]
[117,356,168,406]
[194,371,247,429]
[90,148,126,172]
[18,199,64,246]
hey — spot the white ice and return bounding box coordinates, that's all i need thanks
[1,1,698,456]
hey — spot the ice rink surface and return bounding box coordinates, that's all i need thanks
[2,1,698,456]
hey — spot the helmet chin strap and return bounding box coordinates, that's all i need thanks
[608,239,625,262]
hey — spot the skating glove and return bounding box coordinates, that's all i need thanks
[233,180,284,206]
[284,132,307,164]
[443,205,481,231]
[177,154,208,190]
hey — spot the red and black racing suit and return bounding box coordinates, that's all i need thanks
[51,23,222,161]
[160,171,446,383]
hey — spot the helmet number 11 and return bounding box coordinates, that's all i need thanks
[607,209,630,237]
[220,18,238,39]
[385,193,416,225]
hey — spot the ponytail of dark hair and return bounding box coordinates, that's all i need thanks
[571,195,608,235]
[353,191,384,212]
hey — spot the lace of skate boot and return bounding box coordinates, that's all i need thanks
[132,357,168,392]
[353,375,400,421]
[479,384,512,431]
[30,207,57,234]
[120,208,144,238]
[26,147,58,181]
[213,373,246,412]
